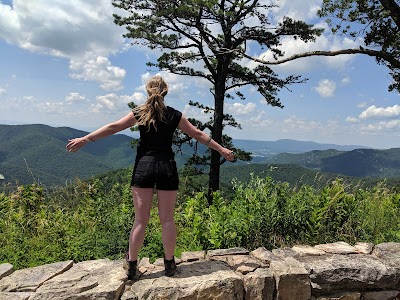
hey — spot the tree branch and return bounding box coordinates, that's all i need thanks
[237,47,400,69]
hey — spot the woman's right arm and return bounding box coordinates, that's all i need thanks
[66,111,137,153]
[178,115,236,162]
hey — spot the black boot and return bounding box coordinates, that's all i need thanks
[164,256,176,277]
[123,252,137,280]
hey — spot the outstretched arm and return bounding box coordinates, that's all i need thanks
[66,111,137,153]
[178,115,235,161]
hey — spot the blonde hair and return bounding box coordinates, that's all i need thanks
[133,75,168,131]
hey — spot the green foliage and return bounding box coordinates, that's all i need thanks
[1,175,399,270]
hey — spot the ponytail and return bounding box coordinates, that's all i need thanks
[133,76,168,131]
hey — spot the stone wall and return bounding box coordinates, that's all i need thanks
[0,242,399,300]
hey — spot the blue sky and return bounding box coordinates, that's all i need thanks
[0,0,399,149]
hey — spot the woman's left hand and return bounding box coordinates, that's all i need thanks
[66,137,89,152]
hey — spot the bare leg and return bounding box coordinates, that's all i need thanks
[157,189,178,260]
[128,187,153,261]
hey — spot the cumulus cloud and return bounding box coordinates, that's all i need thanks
[341,76,351,85]
[66,92,86,104]
[357,99,375,108]
[361,120,400,132]
[0,0,127,90]
[313,79,336,98]
[70,57,126,91]
[91,92,146,113]
[0,86,6,96]
[226,102,256,115]
[270,0,321,22]
[346,116,359,123]
[359,105,400,120]
[39,101,65,114]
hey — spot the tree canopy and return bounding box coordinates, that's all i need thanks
[113,0,323,200]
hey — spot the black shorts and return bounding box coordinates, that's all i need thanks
[131,156,179,190]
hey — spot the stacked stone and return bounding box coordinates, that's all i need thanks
[0,242,399,299]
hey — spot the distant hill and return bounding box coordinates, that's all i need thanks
[0,124,135,186]
[263,148,400,178]
[320,148,400,178]
[1,124,396,188]
[233,139,367,162]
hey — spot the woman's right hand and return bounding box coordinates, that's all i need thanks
[66,136,90,153]
[219,147,236,162]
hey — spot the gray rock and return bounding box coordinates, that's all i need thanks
[207,247,249,258]
[181,250,206,262]
[125,260,244,300]
[354,242,374,254]
[313,292,361,300]
[250,247,280,265]
[0,292,32,300]
[30,259,126,300]
[270,257,311,300]
[314,242,357,254]
[0,260,73,292]
[243,268,275,300]
[292,245,326,256]
[210,254,262,274]
[362,290,400,300]
[0,264,13,280]
[272,247,299,259]
[297,254,400,295]
[373,243,400,256]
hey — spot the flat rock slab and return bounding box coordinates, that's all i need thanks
[354,242,374,255]
[0,264,13,280]
[292,245,326,256]
[250,247,280,266]
[0,292,33,300]
[363,290,400,300]
[0,260,73,292]
[207,247,249,258]
[297,254,400,295]
[314,242,357,254]
[181,251,206,262]
[29,259,126,300]
[123,260,244,300]
[210,254,262,274]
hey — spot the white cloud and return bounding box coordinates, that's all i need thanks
[91,92,146,113]
[271,0,321,22]
[70,56,126,91]
[226,102,256,115]
[359,105,400,120]
[341,76,351,85]
[346,116,359,123]
[66,92,86,103]
[22,96,36,103]
[313,79,336,98]
[39,101,65,114]
[0,86,6,96]
[357,99,375,108]
[0,0,126,89]
[361,120,400,132]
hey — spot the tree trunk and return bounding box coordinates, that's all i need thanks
[207,81,225,204]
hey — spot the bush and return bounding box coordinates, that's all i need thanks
[1,175,399,269]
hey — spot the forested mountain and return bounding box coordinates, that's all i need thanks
[0,124,135,186]
[264,148,400,178]
[0,124,398,188]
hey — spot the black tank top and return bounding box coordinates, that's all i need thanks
[135,106,182,159]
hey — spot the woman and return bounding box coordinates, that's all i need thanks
[66,75,235,279]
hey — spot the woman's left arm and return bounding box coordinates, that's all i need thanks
[66,111,137,153]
